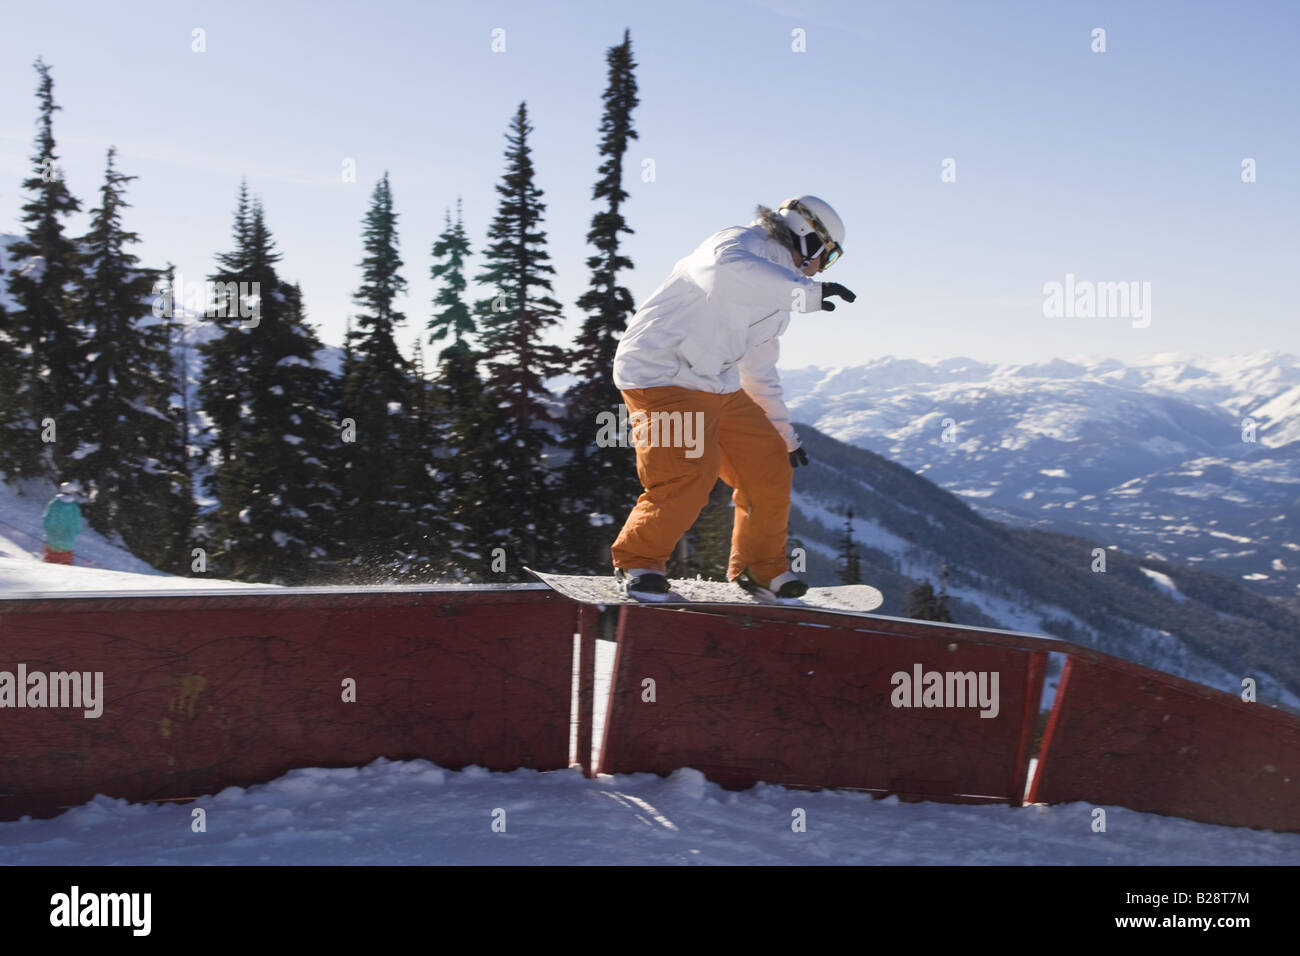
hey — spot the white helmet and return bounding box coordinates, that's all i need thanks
[778,195,845,269]
[58,480,82,498]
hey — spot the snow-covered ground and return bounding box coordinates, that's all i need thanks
[0,478,274,596]
[2,759,1298,865]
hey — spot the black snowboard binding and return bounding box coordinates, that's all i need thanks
[733,568,809,603]
[614,567,672,602]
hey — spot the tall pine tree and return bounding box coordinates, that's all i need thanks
[5,57,85,480]
[339,172,418,576]
[197,192,340,583]
[72,147,190,568]
[560,30,641,571]
[474,102,568,572]
[427,201,496,579]
[196,181,255,479]
[162,263,199,573]
[394,334,445,580]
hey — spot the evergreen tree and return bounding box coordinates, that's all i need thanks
[339,172,415,576]
[347,172,408,387]
[197,181,254,477]
[427,339,502,579]
[473,102,568,571]
[905,579,952,622]
[936,563,951,621]
[426,203,500,579]
[837,507,862,585]
[905,580,937,619]
[72,147,190,568]
[560,30,641,570]
[197,193,340,583]
[428,200,474,348]
[395,335,445,579]
[5,57,85,479]
[163,263,199,573]
[0,264,24,478]
[339,313,356,395]
[669,480,733,580]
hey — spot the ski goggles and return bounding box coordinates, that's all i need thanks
[780,198,843,269]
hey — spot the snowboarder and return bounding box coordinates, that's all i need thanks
[610,196,856,601]
[42,481,84,566]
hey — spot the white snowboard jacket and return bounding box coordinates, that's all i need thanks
[612,222,823,452]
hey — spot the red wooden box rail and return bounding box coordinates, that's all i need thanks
[0,586,574,821]
[596,604,1047,803]
[579,601,1300,831]
[1029,655,1300,831]
[6,582,1300,833]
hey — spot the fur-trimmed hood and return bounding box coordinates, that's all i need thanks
[753,204,797,249]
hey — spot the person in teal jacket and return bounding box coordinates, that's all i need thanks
[42,481,84,565]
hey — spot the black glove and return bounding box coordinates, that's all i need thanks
[819,281,857,311]
[789,447,809,468]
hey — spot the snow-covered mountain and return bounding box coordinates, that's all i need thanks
[782,353,1300,598]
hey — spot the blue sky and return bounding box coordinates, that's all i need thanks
[2,0,1296,368]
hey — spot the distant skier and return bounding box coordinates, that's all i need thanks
[610,196,856,601]
[42,481,84,566]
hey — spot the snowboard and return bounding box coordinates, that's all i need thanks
[525,568,883,614]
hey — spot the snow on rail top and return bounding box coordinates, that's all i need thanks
[0,582,548,601]
[0,580,1057,642]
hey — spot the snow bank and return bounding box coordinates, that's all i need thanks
[0,478,266,595]
[1,758,1296,865]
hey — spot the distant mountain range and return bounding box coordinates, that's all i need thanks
[781,353,1300,599]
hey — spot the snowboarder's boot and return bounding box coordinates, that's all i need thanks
[614,567,672,602]
[733,568,809,604]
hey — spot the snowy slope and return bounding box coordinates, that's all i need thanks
[0,477,272,595]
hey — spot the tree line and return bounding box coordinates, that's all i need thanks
[0,34,643,584]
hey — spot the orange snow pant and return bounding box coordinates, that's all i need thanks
[610,385,794,583]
